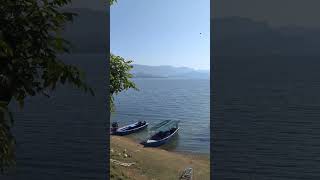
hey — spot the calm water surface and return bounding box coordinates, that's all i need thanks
[111,78,210,154]
[3,54,108,180]
[213,57,320,180]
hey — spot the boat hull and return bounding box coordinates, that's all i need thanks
[142,128,179,147]
[114,123,149,136]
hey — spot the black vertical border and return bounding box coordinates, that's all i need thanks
[210,0,214,179]
[106,2,111,179]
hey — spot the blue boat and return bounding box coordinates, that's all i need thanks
[141,120,179,147]
[111,121,149,136]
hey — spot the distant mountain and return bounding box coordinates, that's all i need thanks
[131,64,209,79]
[174,70,210,79]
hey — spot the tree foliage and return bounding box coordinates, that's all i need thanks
[110,54,137,112]
[109,0,137,112]
[0,0,93,107]
[0,0,93,172]
[0,101,15,173]
[110,0,117,5]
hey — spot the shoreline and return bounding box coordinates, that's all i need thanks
[127,134,210,158]
[110,136,210,180]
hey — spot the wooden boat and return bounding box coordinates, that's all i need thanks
[141,120,179,147]
[111,121,149,136]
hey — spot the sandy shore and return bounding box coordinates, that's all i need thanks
[110,136,210,180]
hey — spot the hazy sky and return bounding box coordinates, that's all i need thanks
[213,0,320,28]
[111,0,210,70]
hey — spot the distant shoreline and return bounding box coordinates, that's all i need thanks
[132,76,168,79]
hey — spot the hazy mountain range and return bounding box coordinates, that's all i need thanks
[131,64,209,79]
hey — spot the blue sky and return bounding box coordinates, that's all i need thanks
[111,0,210,70]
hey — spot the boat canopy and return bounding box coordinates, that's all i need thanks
[149,120,171,131]
[149,120,179,134]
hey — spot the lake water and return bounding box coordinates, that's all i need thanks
[111,78,210,154]
[2,54,108,180]
[213,57,320,179]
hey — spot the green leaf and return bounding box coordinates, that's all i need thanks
[109,53,138,112]
[110,0,118,5]
[0,0,96,172]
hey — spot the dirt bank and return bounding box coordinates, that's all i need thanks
[110,136,210,180]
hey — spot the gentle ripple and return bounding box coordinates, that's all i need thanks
[111,78,210,154]
[213,57,320,179]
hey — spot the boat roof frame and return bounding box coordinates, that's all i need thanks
[149,120,179,133]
